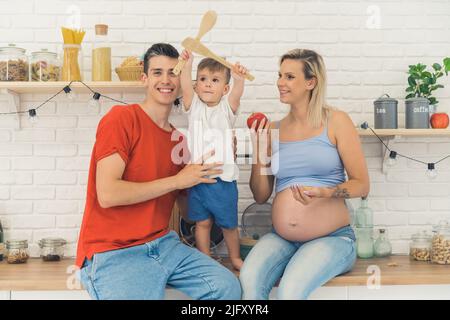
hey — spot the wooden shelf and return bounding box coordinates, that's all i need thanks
[0,81,145,94]
[358,128,450,137]
[0,255,449,291]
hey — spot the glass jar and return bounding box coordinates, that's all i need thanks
[61,44,83,81]
[6,239,29,264]
[355,197,373,228]
[410,230,432,261]
[355,227,374,259]
[30,49,60,81]
[92,24,111,81]
[431,220,450,264]
[39,237,67,261]
[0,44,29,81]
[374,228,392,257]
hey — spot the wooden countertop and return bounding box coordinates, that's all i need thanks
[0,255,449,291]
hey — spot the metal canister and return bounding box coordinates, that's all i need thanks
[405,97,429,129]
[373,94,398,129]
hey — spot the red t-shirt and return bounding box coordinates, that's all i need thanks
[75,104,186,268]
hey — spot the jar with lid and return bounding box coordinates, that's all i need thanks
[92,24,111,81]
[6,239,29,264]
[39,237,67,261]
[30,49,60,81]
[374,228,392,257]
[0,44,29,81]
[410,230,432,261]
[431,220,450,264]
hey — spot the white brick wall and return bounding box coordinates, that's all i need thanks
[0,0,450,257]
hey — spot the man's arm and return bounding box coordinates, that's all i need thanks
[180,50,195,111]
[96,152,223,209]
[228,62,248,113]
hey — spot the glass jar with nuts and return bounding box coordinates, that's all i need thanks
[6,239,29,264]
[39,237,66,261]
[410,230,432,261]
[431,220,450,265]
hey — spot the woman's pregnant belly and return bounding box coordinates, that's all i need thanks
[272,187,351,242]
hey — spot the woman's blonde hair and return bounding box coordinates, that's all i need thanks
[280,49,331,128]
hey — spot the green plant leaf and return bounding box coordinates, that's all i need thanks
[444,57,450,71]
[405,93,416,99]
[408,76,416,87]
[406,87,414,92]
[418,64,427,72]
[429,97,437,105]
[432,63,442,71]
[419,84,430,94]
[423,71,432,78]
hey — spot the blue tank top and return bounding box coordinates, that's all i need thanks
[271,121,346,193]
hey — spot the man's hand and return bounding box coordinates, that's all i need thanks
[175,150,223,189]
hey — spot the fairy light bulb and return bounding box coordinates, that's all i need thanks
[386,151,397,167]
[88,92,101,108]
[63,85,75,100]
[28,109,38,124]
[427,163,438,180]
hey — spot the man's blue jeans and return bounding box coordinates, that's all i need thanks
[239,225,357,300]
[79,231,241,300]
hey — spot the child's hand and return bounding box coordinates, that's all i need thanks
[231,62,248,81]
[180,49,194,68]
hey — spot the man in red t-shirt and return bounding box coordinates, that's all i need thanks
[77,43,241,300]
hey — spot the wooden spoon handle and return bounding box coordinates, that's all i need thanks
[173,58,186,76]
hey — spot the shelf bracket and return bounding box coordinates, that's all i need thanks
[0,88,21,130]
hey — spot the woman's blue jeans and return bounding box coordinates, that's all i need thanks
[79,231,241,300]
[239,225,357,300]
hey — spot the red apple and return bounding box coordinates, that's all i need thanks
[430,113,449,129]
[247,112,269,129]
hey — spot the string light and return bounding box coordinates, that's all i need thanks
[28,109,38,124]
[360,122,449,179]
[0,81,130,122]
[63,85,75,100]
[88,92,101,108]
[427,163,438,180]
[386,151,397,167]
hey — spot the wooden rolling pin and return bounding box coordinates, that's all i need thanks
[181,37,255,81]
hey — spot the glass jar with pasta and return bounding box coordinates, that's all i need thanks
[30,49,60,81]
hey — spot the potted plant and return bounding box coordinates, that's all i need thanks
[405,57,450,128]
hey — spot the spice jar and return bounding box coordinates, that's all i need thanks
[0,44,29,81]
[6,239,29,264]
[30,49,60,81]
[410,230,432,261]
[39,237,66,261]
[431,221,450,264]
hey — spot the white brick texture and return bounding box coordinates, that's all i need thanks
[0,0,449,257]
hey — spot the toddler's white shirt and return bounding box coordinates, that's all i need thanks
[183,93,239,182]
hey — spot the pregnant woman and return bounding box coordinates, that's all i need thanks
[240,49,370,300]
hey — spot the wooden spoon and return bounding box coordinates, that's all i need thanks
[182,37,255,81]
[173,10,217,75]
